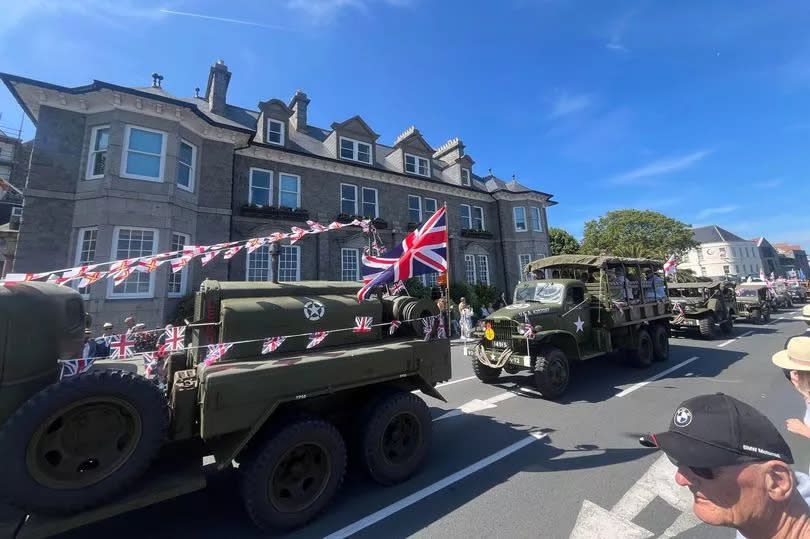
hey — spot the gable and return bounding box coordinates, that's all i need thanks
[258,99,292,120]
[331,115,379,141]
[399,132,434,156]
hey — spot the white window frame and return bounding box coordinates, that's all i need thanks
[74,227,98,298]
[278,173,301,209]
[11,206,22,217]
[460,204,472,229]
[408,195,422,223]
[361,187,379,218]
[168,232,190,298]
[340,183,358,215]
[424,198,438,220]
[121,125,167,182]
[341,248,361,281]
[464,254,476,284]
[518,253,532,274]
[86,125,109,180]
[404,153,431,177]
[266,119,285,146]
[513,206,528,232]
[176,139,196,192]
[107,226,158,299]
[530,206,543,232]
[472,206,485,231]
[246,245,272,282]
[249,168,273,206]
[339,136,372,164]
[461,168,471,186]
[476,255,490,285]
[278,245,301,282]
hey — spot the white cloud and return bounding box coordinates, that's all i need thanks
[696,205,739,220]
[610,150,712,184]
[548,93,592,119]
[606,42,628,53]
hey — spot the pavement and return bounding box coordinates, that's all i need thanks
[54,308,810,539]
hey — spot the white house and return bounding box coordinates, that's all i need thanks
[678,225,763,279]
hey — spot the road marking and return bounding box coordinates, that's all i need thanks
[778,316,784,320]
[324,432,547,539]
[434,391,517,421]
[570,454,701,538]
[717,329,754,347]
[615,357,699,398]
[436,376,476,388]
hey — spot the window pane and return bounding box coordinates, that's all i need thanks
[280,175,298,191]
[341,249,359,281]
[128,128,162,154]
[341,185,357,214]
[461,169,470,185]
[357,143,371,163]
[113,229,155,295]
[460,205,471,229]
[251,187,270,206]
[340,139,354,159]
[92,152,106,176]
[476,255,490,285]
[247,245,271,281]
[168,232,188,295]
[408,196,421,223]
[95,128,109,151]
[514,207,527,230]
[280,192,298,208]
[465,255,476,284]
[177,164,191,187]
[530,207,542,231]
[126,152,161,177]
[76,228,98,296]
[179,142,193,165]
[279,246,299,282]
[424,199,437,217]
[251,170,270,189]
[472,207,484,230]
[362,188,377,217]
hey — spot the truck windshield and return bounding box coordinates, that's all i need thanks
[736,288,759,297]
[514,282,565,303]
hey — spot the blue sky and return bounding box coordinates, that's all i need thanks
[2,0,809,246]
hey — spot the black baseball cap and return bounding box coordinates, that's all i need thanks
[639,393,793,468]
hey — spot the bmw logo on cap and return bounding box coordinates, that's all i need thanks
[674,407,693,427]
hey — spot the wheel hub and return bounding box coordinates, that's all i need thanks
[382,412,420,465]
[269,443,331,513]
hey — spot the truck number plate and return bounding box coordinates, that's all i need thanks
[492,340,509,349]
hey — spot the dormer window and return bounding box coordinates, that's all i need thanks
[267,120,284,146]
[405,154,430,177]
[461,168,471,186]
[340,137,372,164]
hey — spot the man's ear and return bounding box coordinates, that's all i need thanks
[764,461,795,502]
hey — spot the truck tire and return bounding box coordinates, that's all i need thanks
[0,370,168,514]
[533,346,570,399]
[359,391,431,486]
[503,363,522,374]
[472,357,502,383]
[720,316,734,334]
[751,309,762,324]
[240,418,346,530]
[628,329,653,368]
[651,324,669,362]
[698,315,717,339]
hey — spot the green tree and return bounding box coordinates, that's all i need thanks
[548,227,581,255]
[581,210,696,261]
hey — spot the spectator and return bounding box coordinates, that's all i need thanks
[640,393,810,539]
[448,301,461,338]
[773,337,810,440]
[459,298,473,341]
[94,322,114,357]
[480,304,490,318]
[124,316,137,334]
[82,329,98,360]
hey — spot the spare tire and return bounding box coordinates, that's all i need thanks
[0,369,169,514]
[402,298,439,337]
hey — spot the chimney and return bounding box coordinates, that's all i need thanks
[290,90,310,132]
[206,59,231,115]
[433,138,465,165]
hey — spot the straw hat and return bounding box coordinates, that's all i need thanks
[794,305,810,322]
[103,322,113,329]
[772,336,810,371]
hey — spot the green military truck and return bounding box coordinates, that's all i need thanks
[668,281,735,338]
[467,255,672,399]
[735,282,773,324]
[0,280,450,537]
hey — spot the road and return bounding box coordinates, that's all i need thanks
[56,309,810,539]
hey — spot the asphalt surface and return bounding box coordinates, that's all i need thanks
[52,308,810,539]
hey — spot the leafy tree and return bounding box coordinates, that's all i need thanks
[450,281,480,310]
[581,210,696,261]
[473,284,498,310]
[548,227,581,255]
[403,277,430,299]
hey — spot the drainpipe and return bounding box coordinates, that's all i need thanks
[228,140,252,281]
[494,197,509,295]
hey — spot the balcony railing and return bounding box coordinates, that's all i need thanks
[460,228,493,239]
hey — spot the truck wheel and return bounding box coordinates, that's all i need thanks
[751,309,762,324]
[472,357,502,383]
[359,391,431,486]
[720,316,734,334]
[533,346,570,399]
[628,329,653,368]
[240,418,346,530]
[0,370,168,514]
[651,324,669,362]
[698,315,717,339]
[503,363,522,375]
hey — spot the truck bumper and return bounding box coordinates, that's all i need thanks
[469,344,531,369]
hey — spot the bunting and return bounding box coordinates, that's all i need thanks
[109,334,135,359]
[60,358,94,379]
[164,326,185,352]
[205,343,233,366]
[353,316,373,333]
[200,249,222,266]
[262,336,286,354]
[306,331,328,349]
[389,320,401,335]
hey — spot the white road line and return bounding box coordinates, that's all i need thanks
[615,357,699,398]
[778,316,784,320]
[717,330,754,348]
[323,432,548,539]
[434,391,518,421]
[436,376,476,388]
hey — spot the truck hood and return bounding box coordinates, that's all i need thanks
[671,297,704,306]
[487,302,561,322]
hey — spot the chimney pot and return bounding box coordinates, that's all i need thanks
[207,60,231,115]
[290,90,310,133]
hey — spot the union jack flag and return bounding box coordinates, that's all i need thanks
[170,255,192,273]
[436,316,447,339]
[223,245,243,259]
[60,358,94,379]
[422,316,435,341]
[204,343,233,366]
[673,302,686,325]
[389,280,407,295]
[200,249,222,266]
[307,220,328,233]
[109,334,135,359]
[306,331,328,349]
[262,336,286,354]
[164,326,185,352]
[353,316,373,333]
[289,226,309,245]
[142,352,158,378]
[389,320,401,335]
[357,206,447,301]
[523,313,535,338]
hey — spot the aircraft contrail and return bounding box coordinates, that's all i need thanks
[158,9,295,31]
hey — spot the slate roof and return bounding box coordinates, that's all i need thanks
[692,225,748,244]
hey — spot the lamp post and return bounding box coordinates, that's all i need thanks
[269,242,280,283]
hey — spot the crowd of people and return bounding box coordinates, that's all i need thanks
[435,295,504,341]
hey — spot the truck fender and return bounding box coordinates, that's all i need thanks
[534,330,581,361]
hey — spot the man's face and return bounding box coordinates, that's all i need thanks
[674,462,767,528]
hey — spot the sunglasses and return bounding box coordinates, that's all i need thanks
[666,455,716,480]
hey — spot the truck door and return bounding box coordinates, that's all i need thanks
[565,285,590,345]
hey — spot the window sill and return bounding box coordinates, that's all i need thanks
[177,184,194,193]
[514,228,528,233]
[120,173,164,183]
[461,228,493,239]
[241,204,309,221]
[339,156,372,166]
[107,293,154,300]
[84,175,104,181]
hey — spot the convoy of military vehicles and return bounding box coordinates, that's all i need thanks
[0,255,801,537]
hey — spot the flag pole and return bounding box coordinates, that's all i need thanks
[442,202,451,341]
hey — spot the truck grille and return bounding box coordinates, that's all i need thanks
[483,320,517,350]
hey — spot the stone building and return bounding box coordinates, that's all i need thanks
[1,60,555,330]
[772,243,810,278]
[0,129,26,278]
[679,225,763,280]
